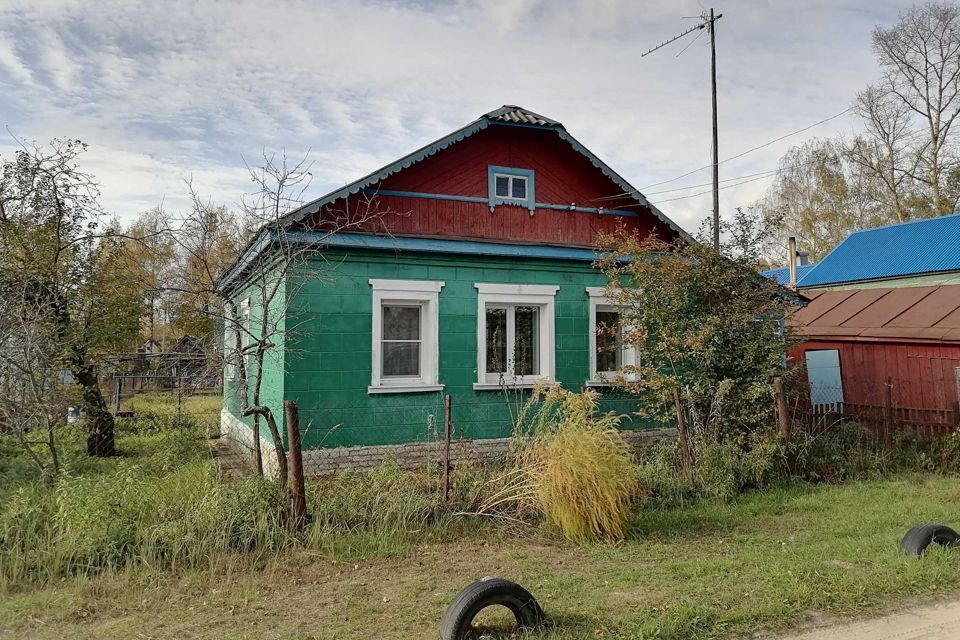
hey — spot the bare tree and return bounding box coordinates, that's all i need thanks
[0,289,66,477]
[872,1,960,214]
[849,84,924,222]
[170,151,390,484]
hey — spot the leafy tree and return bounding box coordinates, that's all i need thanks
[167,195,245,345]
[123,208,177,344]
[0,139,143,457]
[697,205,784,267]
[755,139,890,261]
[597,232,794,440]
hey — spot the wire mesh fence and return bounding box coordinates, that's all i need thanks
[788,375,960,447]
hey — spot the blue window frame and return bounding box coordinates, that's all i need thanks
[487,165,535,213]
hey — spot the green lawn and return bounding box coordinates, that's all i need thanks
[2,474,960,639]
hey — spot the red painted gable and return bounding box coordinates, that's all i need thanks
[303,124,677,248]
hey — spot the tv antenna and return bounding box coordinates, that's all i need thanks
[643,9,724,251]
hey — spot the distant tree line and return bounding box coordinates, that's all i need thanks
[755,1,960,261]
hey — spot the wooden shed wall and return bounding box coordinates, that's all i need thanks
[792,340,960,412]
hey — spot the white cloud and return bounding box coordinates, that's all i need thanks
[0,0,914,231]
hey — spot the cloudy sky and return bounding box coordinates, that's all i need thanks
[0,0,912,233]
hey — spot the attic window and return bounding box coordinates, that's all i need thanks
[488,166,535,213]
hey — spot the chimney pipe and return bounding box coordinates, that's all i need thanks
[788,236,797,288]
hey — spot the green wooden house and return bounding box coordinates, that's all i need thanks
[218,106,687,474]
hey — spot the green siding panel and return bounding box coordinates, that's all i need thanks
[273,249,659,450]
[222,270,286,445]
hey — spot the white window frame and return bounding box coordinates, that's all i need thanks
[475,283,558,390]
[586,287,637,386]
[493,173,528,202]
[369,279,444,394]
[239,298,251,379]
[224,303,236,381]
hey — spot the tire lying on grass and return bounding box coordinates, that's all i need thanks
[440,577,546,640]
[900,523,960,556]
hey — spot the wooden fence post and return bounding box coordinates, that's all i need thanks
[114,376,122,413]
[673,388,694,473]
[283,400,307,532]
[443,394,452,503]
[773,377,791,443]
[883,376,893,448]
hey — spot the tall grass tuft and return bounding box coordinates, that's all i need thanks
[483,386,639,543]
[0,418,291,592]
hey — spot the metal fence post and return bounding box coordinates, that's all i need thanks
[283,400,307,532]
[883,376,893,447]
[114,376,122,413]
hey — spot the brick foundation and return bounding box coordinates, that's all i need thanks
[222,409,675,477]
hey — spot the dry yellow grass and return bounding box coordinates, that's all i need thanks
[514,386,639,543]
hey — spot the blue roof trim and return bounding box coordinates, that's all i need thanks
[799,213,960,287]
[288,231,604,262]
[277,105,689,240]
[761,263,816,286]
[217,229,271,293]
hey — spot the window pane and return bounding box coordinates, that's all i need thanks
[486,307,507,373]
[514,306,540,376]
[512,176,527,199]
[596,310,621,373]
[382,342,420,377]
[495,175,510,197]
[383,305,420,340]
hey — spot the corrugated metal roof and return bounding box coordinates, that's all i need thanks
[761,263,816,286]
[790,284,960,341]
[483,105,561,126]
[799,214,960,287]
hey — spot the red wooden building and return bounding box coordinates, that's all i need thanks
[790,285,960,431]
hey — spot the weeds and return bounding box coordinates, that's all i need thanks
[478,386,639,543]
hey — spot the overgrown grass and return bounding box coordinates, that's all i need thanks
[0,409,478,593]
[6,390,960,638]
[3,475,960,639]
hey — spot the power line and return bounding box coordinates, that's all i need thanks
[649,170,779,204]
[643,167,783,195]
[640,106,856,191]
[636,8,723,249]
[592,105,857,204]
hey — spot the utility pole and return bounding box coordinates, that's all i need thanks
[642,8,724,251]
[708,8,721,252]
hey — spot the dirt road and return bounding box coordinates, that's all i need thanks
[780,597,960,640]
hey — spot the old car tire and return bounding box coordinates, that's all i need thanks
[440,577,545,640]
[900,523,960,556]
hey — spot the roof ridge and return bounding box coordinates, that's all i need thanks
[848,211,960,235]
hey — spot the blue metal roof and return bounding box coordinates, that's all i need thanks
[761,263,816,286]
[799,214,960,287]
